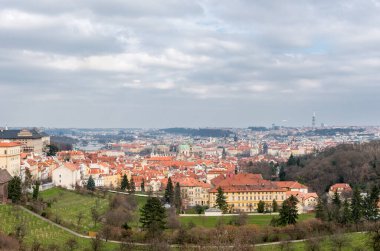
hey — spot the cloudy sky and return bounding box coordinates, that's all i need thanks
[1,0,380,128]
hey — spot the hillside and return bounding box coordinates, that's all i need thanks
[283,141,380,194]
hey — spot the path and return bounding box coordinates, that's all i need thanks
[17,206,367,249]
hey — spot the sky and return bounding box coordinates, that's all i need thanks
[1,0,380,128]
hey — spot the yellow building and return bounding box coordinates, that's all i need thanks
[0,142,21,176]
[209,173,287,212]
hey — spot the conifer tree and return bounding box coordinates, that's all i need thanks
[364,185,380,221]
[278,195,299,226]
[121,174,129,191]
[140,197,166,235]
[341,199,352,224]
[174,182,182,212]
[279,166,286,181]
[332,190,342,221]
[164,177,174,204]
[315,197,326,221]
[351,187,363,224]
[141,179,145,192]
[130,176,136,194]
[216,187,228,213]
[32,181,40,200]
[8,176,22,203]
[87,175,95,191]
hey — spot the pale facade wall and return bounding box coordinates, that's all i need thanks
[0,145,21,176]
[209,190,287,212]
[52,166,80,190]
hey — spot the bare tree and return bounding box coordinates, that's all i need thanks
[65,238,79,251]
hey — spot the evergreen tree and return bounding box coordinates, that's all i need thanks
[364,185,380,221]
[351,187,363,224]
[257,200,265,213]
[272,199,278,212]
[87,175,95,191]
[130,176,136,194]
[340,199,352,224]
[279,166,286,181]
[278,195,299,226]
[287,154,297,166]
[141,179,145,193]
[332,191,342,221]
[139,197,166,234]
[164,177,174,204]
[315,197,326,221]
[174,182,182,212]
[120,174,129,191]
[8,176,22,203]
[215,187,228,213]
[32,181,40,200]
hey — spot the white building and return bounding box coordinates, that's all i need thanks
[52,163,82,189]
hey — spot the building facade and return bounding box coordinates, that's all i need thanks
[0,142,21,176]
[0,129,50,154]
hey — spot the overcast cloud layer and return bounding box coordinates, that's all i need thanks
[1,0,380,128]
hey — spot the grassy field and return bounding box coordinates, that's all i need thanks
[40,187,110,234]
[179,213,315,228]
[256,232,370,251]
[0,204,119,250]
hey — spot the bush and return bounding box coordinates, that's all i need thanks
[0,232,19,250]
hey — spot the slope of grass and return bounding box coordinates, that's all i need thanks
[0,204,118,250]
[40,187,110,234]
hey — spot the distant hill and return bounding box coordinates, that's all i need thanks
[283,141,380,194]
[161,128,232,138]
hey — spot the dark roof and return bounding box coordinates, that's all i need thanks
[0,170,12,183]
[0,129,48,139]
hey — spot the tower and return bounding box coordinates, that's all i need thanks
[312,112,316,128]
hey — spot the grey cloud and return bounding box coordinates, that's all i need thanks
[1,0,380,127]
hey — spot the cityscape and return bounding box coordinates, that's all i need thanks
[1,1,380,251]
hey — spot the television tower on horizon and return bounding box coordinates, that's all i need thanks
[312,112,316,128]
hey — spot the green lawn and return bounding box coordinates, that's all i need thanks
[179,213,315,228]
[0,204,118,250]
[40,187,110,234]
[256,232,370,251]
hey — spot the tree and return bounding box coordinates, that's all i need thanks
[279,166,286,181]
[194,204,205,215]
[351,187,363,225]
[278,195,299,226]
[32,181,40,200]
[129,176,136,194]
[174,182,182,212]
[141,179,145,193]
[340,199,352,224]
[47,144,59,156]
[272,199,278,212]
[164,177,174,205]
[140,197,166,236]
[257,200,265,213]
[315,197,326,221]
[91,207,101,227]
[76,211,84,226]
[364,185,380,221]
[332,191,342,222]
[8,176,22,203]
[65,238,78,251]
[215,187,228,213]
[87,176,95,191]
[22,168,33,194]
[120,174,129,191]
[287,154,297,166]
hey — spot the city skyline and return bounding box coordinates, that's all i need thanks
[1,1,380,127]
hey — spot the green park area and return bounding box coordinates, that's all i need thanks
[179,212,315,228]
[0,204,118,250]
